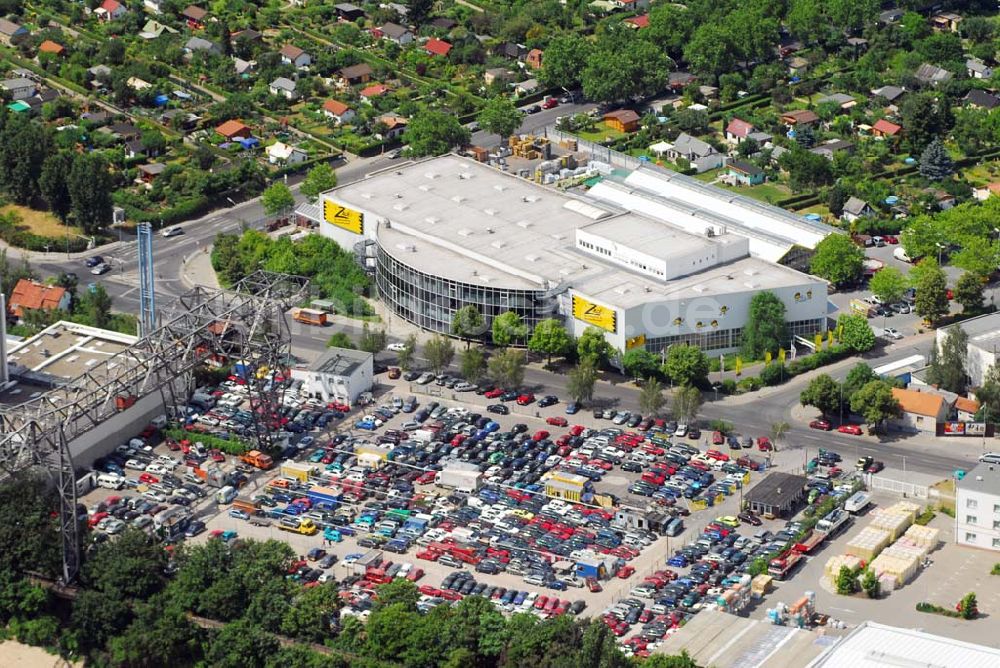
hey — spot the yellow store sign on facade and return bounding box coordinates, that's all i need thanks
[572,295,617,333]
[323,200,364,234]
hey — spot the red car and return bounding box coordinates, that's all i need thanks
[617,565,636,579]
[866,460,885,473]
[516,393,535,405]
[406,568,425,582]
[532,430,550,441]
[711,431,725,445]
[705,449,729,462]
[586,577,602,592]
[209,449,225,463]
[757,437,773,451]
[139,472,159,484]
[541,97,558,109]
[838,424,863,435]
[416,550,440,561]
[884,235,898,244]
[416,471,436,484]
[484,388,504,399]
[809,419,832,431]
[546,416,569,427]
[165,439,181,451]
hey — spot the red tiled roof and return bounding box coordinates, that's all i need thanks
[280,44,305,60]
[39,40,65,54]
[892,388,947,418]
[216,119,249,138]
[604,109,640,124]
[955,397,980,414]
[360,84,389,98]
[100,0,123,13]
[726,118,754,138]
[873,118,902,135]
[323,99,351,116]
[183,5,207,20]
[425,38,452,56]
[781,109,819,124]
[9,279,67,317]
[624,14,649,28]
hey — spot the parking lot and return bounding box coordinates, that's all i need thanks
[79,368,882,656]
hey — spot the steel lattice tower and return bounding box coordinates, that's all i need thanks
[138,222,155,336]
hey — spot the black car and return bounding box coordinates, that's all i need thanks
[525,104,541,114]
[487,404,509,415]
[621,461,643,473]
[84,255,104,268]
[538,395,559,408]
[501,390,519,402]
[403,371,420,381]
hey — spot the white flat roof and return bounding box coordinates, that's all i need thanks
[808,621,1000,668]
[331,156,819,306]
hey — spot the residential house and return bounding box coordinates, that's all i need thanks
[38,40,66,58]
[140,20,178,39]
[124,140,147,159]
[126,76,152,92]
[322,99,356,124]
[334,3,366,21]
[526,48,544,70]
[182,5,208,30]
[816,92,856,112]
[280,45,312,69]
[95,0,127,21]
[233,58,255,76]
[425,38,452,57]
[871,118,903,139]
[890,387,950,433]
[144,0,166,13]
[845,37,868,57]
[184,37,220,55]
[231,28,262,45]
[269,77,298,100]
[379,23,413,45]
[787,56,809,76]
[216,119,251,140]
[666,133,724,172]
[914,63,953,86]
[377,114,408,140]
[603,109,640,133]
[8,279,70,319]
[668,71,695,91]
[966,89,1000,110]
[0,78,37,101]
[137,163,166,183]
[266,141,308,165]
[780,109,819,127]
[811,139,855,160]
[483,68,513,86]
[491,42,525,60]
[967,58,993,80]
[747,130,772,145]
[340,63,373,85]
[724,118,755,144]
[931,12,962,32]
[514,78,539,96]
[161,109,199,130]
[973,182,1000,201]
[841,196,874,223]
[871,84,906,111]
[924,188,956,210]
[107,122,141,141]
[359,83,390,100]
[955,397,980,422]
[727,160,765,186]
[0,19,28,47]
[430,18,457,30]
[613,0,650,8]
[81,110,113,126]
[624,14,649,29]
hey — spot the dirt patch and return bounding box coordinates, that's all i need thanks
[0,640,80,667]
[0,205,80,239]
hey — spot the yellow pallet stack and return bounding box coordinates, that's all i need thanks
[845,527,892,562]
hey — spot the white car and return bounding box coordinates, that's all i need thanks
[162,226,184,238]
[415,372,435,384]
[145,462,169,475]
[883,327,903,340]
[674,424,688,437]
[105,519,127,535]
[387,342,407,352]
[125,459,146,471]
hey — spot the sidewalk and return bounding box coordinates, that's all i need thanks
[180,247,220,290]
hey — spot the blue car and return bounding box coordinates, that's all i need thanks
[228,508,250,520]
[667,554,689,567]
[565,402,580,415]
[355,419,377,430]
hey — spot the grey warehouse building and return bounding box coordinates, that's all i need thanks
[305,155,832,356]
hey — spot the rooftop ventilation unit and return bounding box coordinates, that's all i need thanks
[484,208,497,216]
[692,284,707,293]
[479,275,492,283]
[361,192,373,199]
[516,220,532,229]
[425,216,438,225]
[418,184,432,192]
[457,228,472,237]
[551,233,565,240]
[525,254,539,262]
[459,172,473,180]
[396,243,416,252]
[494,184,506,192]
[522,195,539,203]
[744,268,759,276]
[424,172,439,179]
[491,240,506,249]
[451,195,464,203]
[393,192,403,199]
[485,227,495,234]
[614,286,629,295]
[392,203,408,212]
[744,281,760,289]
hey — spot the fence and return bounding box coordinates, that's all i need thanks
[869,476,929,500]
[546,128,667,173]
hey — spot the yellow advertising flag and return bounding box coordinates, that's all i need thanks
[764,351,772,364]
[778,348,786,362]
[735,357,743,375]
[827,330,835,347]
[837,324,844,341]
[814,333,823,350]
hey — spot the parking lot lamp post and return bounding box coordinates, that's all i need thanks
[936,242,944,266]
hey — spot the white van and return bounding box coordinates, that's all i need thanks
[979,452,1000,465]
[216,485,237,504]
[97,473,125,490]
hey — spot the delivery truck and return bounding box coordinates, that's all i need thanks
[767,551,803,580]
[240,450,273,470]
[280,461,315,483]
[306,485,341,508]
[844,491,871,514]
[292,308,327,326]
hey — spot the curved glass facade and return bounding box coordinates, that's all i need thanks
[375,244,555,335]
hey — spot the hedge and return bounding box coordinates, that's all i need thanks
[164,426,250,456]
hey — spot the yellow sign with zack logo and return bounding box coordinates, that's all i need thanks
[572,295,617,333]
[323,200,364,235]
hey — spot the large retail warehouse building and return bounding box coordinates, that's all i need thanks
[310,155,832,356]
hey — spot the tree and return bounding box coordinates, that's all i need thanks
[406,0,433,26]
[491,311,526,347]
[662,344,709,387]
[975,363,1000,420]
[477,96,523,141]
[779,146,833,191]
[528,319,573,365]
[900,94,948,154]
[300,164,337,203]
[672,385,702,422]
[261,182,294,215]
[577,326,612,367]
[38,152,73,220]
[564,360,597,405]
[843,363,878,401]
[423,335,455,375]
[835,565,859,595]
[837,313,875,352]
[204,618,280,668]
[78,283,113,329]
[539,34,591,90]
[927,326,967,394]
[488,348,526,389]
[622,348,660,381]
[68,153,113,233]
[810,234,864,286]
[849,379,900,432]
[919,139,954,181]
[643,652,698,668]
[358,324,387,354]
[955,272,985,313]
[958,592,978,619]
[911,258,949,324]
[373,579,420,612]
[684,23,735,80]
[861,568,879,598]
[869,267,907,305]
[451,305,485,348]
[770,421,790,452]
[582,28,671,103]
[396,333,417,372]
[326,332,355,349]
[403,110,470,157]
[460,346,487,381]
[800,374,842,417]
[951,237,998,278]
[740,292,788,359]
[639,378,667,416]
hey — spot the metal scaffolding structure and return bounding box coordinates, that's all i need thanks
[0,271,309,583]
[137,222,156,336]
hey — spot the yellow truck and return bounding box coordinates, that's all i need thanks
[278,517,318,536]
[280,461,314,483]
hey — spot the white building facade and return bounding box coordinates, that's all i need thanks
[955,462,1000,551]
[293,347,373,406]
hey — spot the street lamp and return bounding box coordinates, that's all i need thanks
[227,197,237,208]
[936,242,945,266]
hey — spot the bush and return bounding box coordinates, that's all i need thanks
[835,565,860,595]
[759,363,788,386]
[720,379,737,395]
[916,602,961,617]
[164,427,250,456]
[939,505,955,518]
[991,563,1000,575]
[914,506,936,526]
[958,592,978,619]
[708,419,734,433]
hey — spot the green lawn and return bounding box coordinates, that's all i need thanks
[576,125,628,143]
[714,180,791,204]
